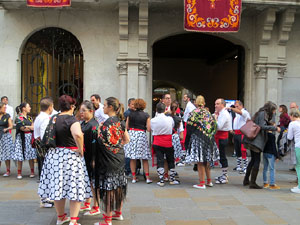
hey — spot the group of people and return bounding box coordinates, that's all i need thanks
[1,92,300,225]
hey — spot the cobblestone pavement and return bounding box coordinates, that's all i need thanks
[1,157,300,225]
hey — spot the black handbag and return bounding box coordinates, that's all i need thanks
[41,114,59,150]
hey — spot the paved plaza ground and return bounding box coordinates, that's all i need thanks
[1,157,300,225]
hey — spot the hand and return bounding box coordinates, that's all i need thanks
[276,127,281,133]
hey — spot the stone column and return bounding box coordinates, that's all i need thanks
[117,62,128,105]
[127,61,139,99]
[138,62,149,100]
[277,67,286,104]
[265,65,279,104]
[254,65,267,110]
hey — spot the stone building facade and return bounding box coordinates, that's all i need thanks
[0,0,300,116]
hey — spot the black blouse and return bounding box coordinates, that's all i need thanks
[128,110,149,131]
[0,114,10,138]
[56,115,78,147]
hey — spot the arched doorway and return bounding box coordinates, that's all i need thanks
[153,33,245,112]
[21,27,83,116]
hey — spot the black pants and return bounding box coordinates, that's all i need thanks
[219,139,229,168]
[234,134,242,158]
[37,155,45,178]
[153,145,175,169]
[247,150,261,171]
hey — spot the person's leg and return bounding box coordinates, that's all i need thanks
[164,160,169,180]
[244,150,255,185]
[234,134,242,171]
[198,163,205,183]
[269,154,276,186]
[294,148,300,189]
[204,162,211,182]
[5,160,10,175]
[166,147,178,184]
[142,159,151,181]
[130,159,137,181]
[69,200,81,224]
[263,153,269,185]
[29,159,34,175]
[54,199,67,222]
[125,157,131,176]
[17,161,22,176]
[219,138,229,173]
[249,151,262,189]
[154,146,165,185]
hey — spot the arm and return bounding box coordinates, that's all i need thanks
[287,123,294,141]
[217,113,226,130]
[40,118,50,139]
[146,118,151,132]
[230,107,243,115]
[70,122,84,157]
[4,118,13,132]
[122,130,130,145]
[256,112,277,131]
[126,117,130,130]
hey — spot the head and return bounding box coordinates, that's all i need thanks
[183,93,193,103]
[290,102,299,110]
[255,101,277,121]
[162,94,171,107]
[0,102,6,114]
[40,97,54,114]
[80,100,94,121]
[18,102,31,114]
[234,100,244,110]
[171,101,179,115]
[128,98,135,110]
[279,104,288,114]
[1,96,8,105]
[134,99,146,111]
[104,97,124,120]
[58,95,76,113]
[290,108,300,121]
[90,94,101,109]
[195,95,205,108]
[215,98,226,112]
[156,102,166,114]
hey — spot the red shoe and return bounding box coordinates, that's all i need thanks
[84,206,101,216]
[79,202,91,212]
[70,217,81,225]
[112,211,124,221]
[56,213,70,225]
[94,214,112,225]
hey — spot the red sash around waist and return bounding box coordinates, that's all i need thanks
[215,131,229,140]
[153,135,172,148]
[130,128,146,132]
[57,146,78,150]
[234,130,243,135]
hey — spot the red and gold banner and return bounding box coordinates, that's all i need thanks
[27,0,71,7]
[184,0,242,32]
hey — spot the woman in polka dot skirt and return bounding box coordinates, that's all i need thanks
[38,95,92,225]
[94,97,129,225]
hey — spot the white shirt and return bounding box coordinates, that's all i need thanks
[233,108,251,130]
[6,104,14,119]
[34,112,50,139]
[183,101,196,122]
[217,108,232,131]
[287,121,300,148]
[151,113,174,135]
[95,103,109,124]
[50,109,58,117]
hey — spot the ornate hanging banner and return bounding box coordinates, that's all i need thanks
[27,0,71,7]
[184,0,242,32]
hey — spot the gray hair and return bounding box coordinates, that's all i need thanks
[290,108,300,118]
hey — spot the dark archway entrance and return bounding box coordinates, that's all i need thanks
[21,27,83,116]
[153,33,245,112]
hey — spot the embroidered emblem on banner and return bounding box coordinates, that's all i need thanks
[27,0,71,7]
[184,0,242,32]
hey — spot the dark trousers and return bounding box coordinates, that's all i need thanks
[247,150,261,171]
[153,145,175,169]
[219,139,229,168]
[125,157,131,175]
[234,134,242,158]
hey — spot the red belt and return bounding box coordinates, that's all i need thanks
[57,146,78,150]
[215,131,229,139]
[24,132,31,134]
[153,135,172,148]
[130,128,146,132]
[234,130,243,135]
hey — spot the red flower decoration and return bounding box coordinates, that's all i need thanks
[19,116,24,121]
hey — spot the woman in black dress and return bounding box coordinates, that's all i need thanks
[94,97,129,225]
[0,102,14,177]
[38,95,92,225]
[79,101,100,216]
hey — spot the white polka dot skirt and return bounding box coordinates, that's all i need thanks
[124,130,151,160]
[0,133,14,161]
[38,147,93,202]
[12,133,36,161]
[172,133,183,159]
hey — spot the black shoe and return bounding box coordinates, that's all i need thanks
[193,164,198,172]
